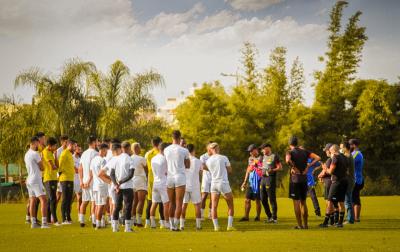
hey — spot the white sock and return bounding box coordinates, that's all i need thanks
[101,218,105,227]
[132,215,136,224]
[164,220,170,228]
[212,218,219,229]
[200,209,204,218]
[26,215,30,221]
[31,217,37,224]
[196,218,201,228]
[228,216,233,228]
[42,217,47,225]
[91,214,95,224]
[125,220,131,231]
[169,219,174,228]
[174,218,179,227]
[137,215,142,224]
[150,216,156,227]
[79,214,84,223]
[145,219,150,226]
[96,220,101,228]
[180,218,185,229]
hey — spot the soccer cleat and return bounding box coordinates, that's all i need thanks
[335,223,344,228]
[226,226,236,231]
[254,216,260,221]
[214,227,220,232]
[239,217,249,222]
[62,221,72,225]
[25,219,31,224]
[53,222,61,227]
[319,223,329,228]
[343,221,354,225]
[265,218,274,223]
[80,223,85,228]
[31,223,41,229]
[294,226,303,229]
[180,227,184,231]
[135,223,144,228]
[41,224,50,229]
[196,227,202,231]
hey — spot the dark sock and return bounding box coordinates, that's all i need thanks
[339,212,345,224]
[330,214,334,225]
[334,210,339,224]
[323,214,330,225]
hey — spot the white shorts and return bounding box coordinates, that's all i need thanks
[167,174,186,189]
[27,183,46,198]
[133,176,147,192]
[82,187,94,202]
[152,186,169,204]
[93,188,108,206]
[57,182,62,193]
[211,182,232,195]
[73,175,81,194]
[108,185,116,204]
[201,176,211,193]
[183,189,201,204]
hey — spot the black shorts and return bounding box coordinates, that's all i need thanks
[352,182,364,205]
[328,179,348,202]
[323,178,332,200]
[290,182,308,201]
[245,188,260,200]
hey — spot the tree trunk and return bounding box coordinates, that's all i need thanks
[4,162,9,182]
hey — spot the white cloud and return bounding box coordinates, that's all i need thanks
[195,10,241,33]
[141,2,205,37]
[225,0,283,11]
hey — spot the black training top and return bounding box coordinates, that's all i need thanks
[331,153,348,181]
[288,147,311,173]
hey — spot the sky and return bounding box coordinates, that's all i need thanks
[0,0,399,106]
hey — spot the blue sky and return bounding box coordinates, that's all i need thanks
[0,0,399,106]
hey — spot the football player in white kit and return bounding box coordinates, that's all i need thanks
[200,142,213,220]
[150,142,170,229]
[204,143,235,231]
[131,143,148,227]
[73,145,82,219]
[90,143,109,229]
[78,136,98,227]
[25,136,49,228]
[164,130,191,231]
[180,144,202,230]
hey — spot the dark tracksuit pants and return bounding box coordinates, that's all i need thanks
[60,181,74,222]
[44,180,58,222]
[308,186,321,215]
[113,189,134,221]
[260,175,278,220]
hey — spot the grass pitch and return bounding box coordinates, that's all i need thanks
[0,196,399,251]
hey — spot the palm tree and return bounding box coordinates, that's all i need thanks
[89,60,164,138]
[15,58,98,143]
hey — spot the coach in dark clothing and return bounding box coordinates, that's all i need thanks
[286,137,321,229]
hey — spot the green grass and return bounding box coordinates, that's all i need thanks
[1,196,399,251]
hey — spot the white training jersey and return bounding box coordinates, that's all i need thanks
[79,148,98,184]
[56,146,65,161]
[206,154,231,184]
[164,144,190,177]
[102,155,119,181]
[185,155,201,192]
[90,156,107,191]
[25,149,42,185]
[105,149,113,162]
[151,154,167,188]
[113,153,135,189]
[73,154,80,169]
[132,154,147,178]
[200,153,211,180]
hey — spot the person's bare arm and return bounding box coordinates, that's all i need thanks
[272,161,283,172]
[49,160,57,170]
[99,169,111,184]
[226,165,232,174]
[328,161,336,175]
[144,164,148,177]
[241,168,249,189]
[184,158,190,169]
[78,163,84,187]
[38,160,44,171]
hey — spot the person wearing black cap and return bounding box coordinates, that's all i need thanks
[239,144,262,222]
[286,136,321,229]
[259,143,282,223]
